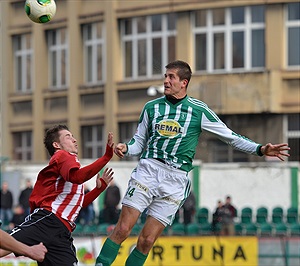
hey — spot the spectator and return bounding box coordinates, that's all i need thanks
[18,179,33,217]
[220,196,237,236]
[9,205,25,230]
[0,182,13,225]
[77,184,95,225]
[212,200,223,234]
[100,180,121,224]
[182,191,196,225]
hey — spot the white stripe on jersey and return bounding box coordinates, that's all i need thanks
[161,103,171,158]
[171,105,193,163]
[51,181,83,223]
[188,97,220,121]
[170,104,183,161]
[61,185,83,221]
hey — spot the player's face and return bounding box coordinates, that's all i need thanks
[57,130,78,154]
[163,68,188,99]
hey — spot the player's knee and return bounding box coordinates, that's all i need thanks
[114,223,131,240]
[137,234,156,253]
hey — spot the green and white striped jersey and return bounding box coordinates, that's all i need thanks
[126,96,262,172]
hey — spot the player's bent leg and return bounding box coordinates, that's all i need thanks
[125,216,165,266]
[95,206,140,266]
[111,205,141,243]
[136,215,165,254]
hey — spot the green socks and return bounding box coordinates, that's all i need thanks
[125,247,148,266]
[94,239,148,266]
[95,238,120,266]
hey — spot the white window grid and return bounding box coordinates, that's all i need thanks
[82,125,105,159]
[14,131,32,161]
[119,122,138,143]
[83,22,106,85]
[119,122,138,161]
[285,3,300,69]
[48,29,68,89]
[121,14,177,80]
[13,34,33,93]
[283,114,300,162]
[192,6,265,73]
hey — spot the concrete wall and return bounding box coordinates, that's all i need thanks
[2,161,299,220]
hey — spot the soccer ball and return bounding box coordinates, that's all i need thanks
[24,0,56,24]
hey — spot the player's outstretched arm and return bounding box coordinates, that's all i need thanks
[261,143,290,161]
[82,169,114,208]
[0,230,47,262]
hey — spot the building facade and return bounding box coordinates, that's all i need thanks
[0,0,299,164]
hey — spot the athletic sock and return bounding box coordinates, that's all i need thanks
[125,247,148,266]
[95,238,120,266]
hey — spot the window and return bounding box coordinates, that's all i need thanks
[119,122,138,161]
[211,140,249,163]
[13,34,32,93]
[47,28,68,89]
[193,5,265,73]
[121,13,176,79]
[82,22,105,85]
[286,2,300,67]
[81,125,104,159]
[286,114,300,162]
[12,131,32,161]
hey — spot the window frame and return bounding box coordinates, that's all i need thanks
[119,122,138,161]
[120,13,177,80]
[82,22,106,85]
[192,6,265,73]
[285,2,300,69]
[284,114,300,162]
[13,131,33,161]
[81,125,105,159]
[13,34,33,93]
[47,28,68,90]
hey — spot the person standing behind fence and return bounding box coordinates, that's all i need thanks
[220,196,237,236]
[77,184,96,225]
[182,191,196,225]
[101,180,121,224]
[0,182,13,226]
[212,200,224,234]
[18,179,33,217]
[9,204,25,230]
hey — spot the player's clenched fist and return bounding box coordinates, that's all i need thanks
[114,143,127,158]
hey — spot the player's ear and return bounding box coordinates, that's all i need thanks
[52,142,61,149]
[181,79,188,88]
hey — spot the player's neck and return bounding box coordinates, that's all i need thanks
[166,95,187,104]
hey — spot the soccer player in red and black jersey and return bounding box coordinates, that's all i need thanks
[0,125,114,265]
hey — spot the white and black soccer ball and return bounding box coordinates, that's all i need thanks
[24,0,56,24]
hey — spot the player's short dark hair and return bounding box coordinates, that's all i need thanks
[165,60,192,87]
[44,125,69,156]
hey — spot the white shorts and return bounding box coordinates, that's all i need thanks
[122,158,191,226]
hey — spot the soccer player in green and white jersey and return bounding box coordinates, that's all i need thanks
[95,60,290,266]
